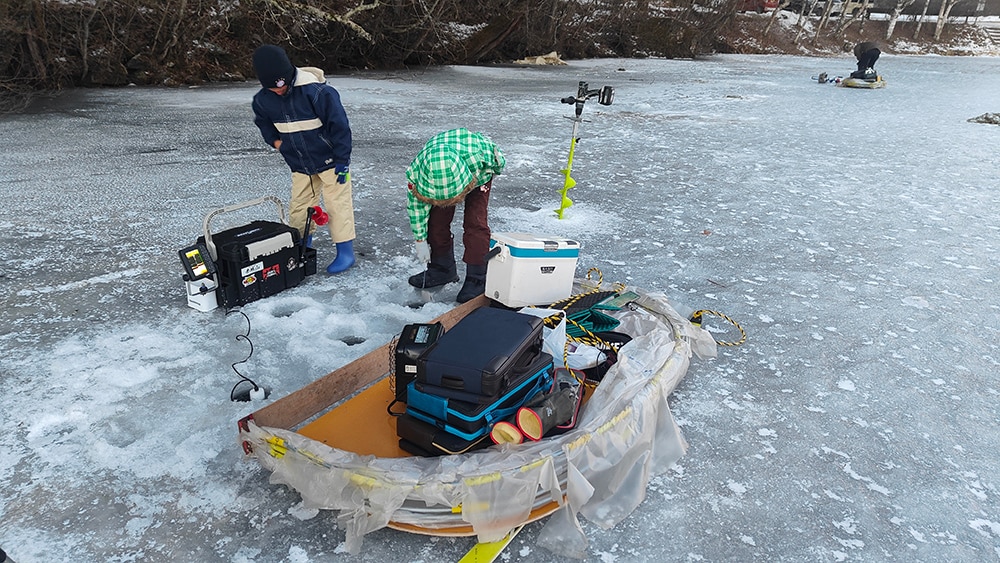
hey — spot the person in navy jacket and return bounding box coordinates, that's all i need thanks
[251,44,356,274]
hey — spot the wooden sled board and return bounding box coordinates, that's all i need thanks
[245,294,490,432]
[840,76,886,89]
[297,376,407,458]
[288,301,595,457]
[388,501,561,537]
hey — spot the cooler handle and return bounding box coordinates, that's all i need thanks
[202,196,287,261]
[484,246,503,263]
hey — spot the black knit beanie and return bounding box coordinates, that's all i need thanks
[252,45,296,89]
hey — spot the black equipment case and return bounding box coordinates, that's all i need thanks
[199,197,316,309]
[405,352,554,441]
[396,413,491,457]
[415,307,544,404]
[393,322,445,403]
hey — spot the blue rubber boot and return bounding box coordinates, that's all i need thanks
[326,240,356,274]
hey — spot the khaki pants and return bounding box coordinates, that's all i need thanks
[289,168,356,243]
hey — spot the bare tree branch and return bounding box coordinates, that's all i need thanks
[763,0,790,36]
[262,0,380,42]
[933,0,963,40]
[885,0,917,39]
[914,0,932,38]
[77,0,105,80]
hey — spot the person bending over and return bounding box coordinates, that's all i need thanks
[405,129,506,303]
[851,41,881,80]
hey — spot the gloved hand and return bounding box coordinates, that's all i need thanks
[414,240,431,264]
[335,164,349,185]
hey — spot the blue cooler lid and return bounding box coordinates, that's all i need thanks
[490,232,580,258]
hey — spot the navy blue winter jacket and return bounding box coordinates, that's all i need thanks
[252,67,352,175]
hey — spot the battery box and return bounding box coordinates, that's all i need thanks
[485,232,581,308]
[393,322,445,402]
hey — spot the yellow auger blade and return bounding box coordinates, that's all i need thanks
[555,136,579,219]
[555,171,576,219]
[458,525,525,563]
[560,171,576,191]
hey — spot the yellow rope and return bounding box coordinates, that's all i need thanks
[524,268,629,376]
[388,336,399,397]
[539,267,606,325]
[689,309,747,346]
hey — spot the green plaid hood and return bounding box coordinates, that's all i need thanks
[406,129,505,241]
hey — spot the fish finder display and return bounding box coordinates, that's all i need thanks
[179,243,216,280]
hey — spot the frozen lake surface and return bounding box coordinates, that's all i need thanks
[1,53,999,562]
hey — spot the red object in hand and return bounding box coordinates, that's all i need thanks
[310,206,329,226]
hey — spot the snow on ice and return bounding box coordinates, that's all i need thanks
[1,54,999,561]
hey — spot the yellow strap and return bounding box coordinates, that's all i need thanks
[457,525,525,563]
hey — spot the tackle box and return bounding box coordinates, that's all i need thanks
[415,307,544,404]
[196,197,316,309]
[485,232,580,308]
[405,352,553,441]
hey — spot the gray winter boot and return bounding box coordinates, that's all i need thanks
[456,264,487,303]
[409,253,458,289]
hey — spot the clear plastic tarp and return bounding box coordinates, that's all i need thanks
[239,286,716,558]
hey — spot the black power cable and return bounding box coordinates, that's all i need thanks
[226,309,269,401]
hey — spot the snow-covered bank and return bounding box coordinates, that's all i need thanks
[727,12,1000,56]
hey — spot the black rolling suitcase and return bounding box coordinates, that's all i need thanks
[405,352,554,441]
[415,307,544,404]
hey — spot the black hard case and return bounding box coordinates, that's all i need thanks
[202,220,315,309]
[396,413,490,457]
[406,352,554,440]
[393,322,445,402]
[415,307,544,403]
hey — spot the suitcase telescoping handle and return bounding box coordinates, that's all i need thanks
[202,196,287,261]
[512,341,543,375]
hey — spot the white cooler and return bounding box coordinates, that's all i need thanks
[485,232,581,307]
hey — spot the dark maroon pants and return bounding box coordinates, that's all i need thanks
[427,180,491,266]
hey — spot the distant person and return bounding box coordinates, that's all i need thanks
[405,128,506,303]
[851,41,880,80]
[251,44,356,274]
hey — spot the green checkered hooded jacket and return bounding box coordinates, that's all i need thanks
[406,129,505,241]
